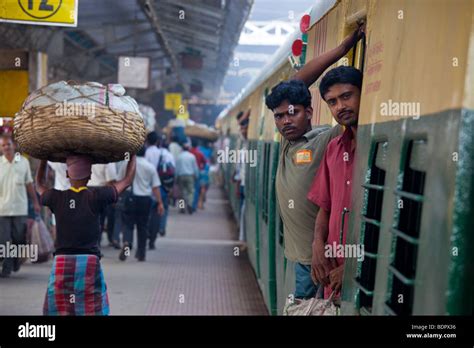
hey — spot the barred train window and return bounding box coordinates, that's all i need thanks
[261,143,271,223]
[278,218,284,246]
[385,139,427,315]
[355,141,388,314]
[248,141,257,204]
[345,22,366,72]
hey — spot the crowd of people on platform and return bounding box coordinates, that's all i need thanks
[0,130,215,279]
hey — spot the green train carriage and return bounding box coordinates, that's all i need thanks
[216,0,473,315]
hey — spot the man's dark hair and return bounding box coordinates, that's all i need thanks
[319,66,363,100]
[265,79,311,110]
[236,111,244,120]
[147,131,159,146]
[137,146,146,157]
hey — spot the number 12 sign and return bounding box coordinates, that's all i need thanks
[0,0,78,27]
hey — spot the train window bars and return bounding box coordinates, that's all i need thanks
[248,140,257,204]
[384,139,427,315]
[355,140,388,315]
[261,143,272,223]
[345,20,366,72]
[350,34,366,72]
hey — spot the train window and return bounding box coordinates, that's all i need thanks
[248,140,257,204]
[278,218,284,246]
[245,141,250,193]
[355,140,388,314]
[261,143,271,223]
[344,21,366,72]
[384,139,427,315]
[247,140,252,202]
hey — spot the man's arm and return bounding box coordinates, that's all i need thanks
[293,23,365,87]
[311,208,335,286]
[27,182,41,215]
[193,157,199,179]
[112,155,136,195]
[35,160,49,197]
[152,186,165,215]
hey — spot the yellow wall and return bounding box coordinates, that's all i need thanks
[0,70,29,117]
[359,0,472,125]
[221,0,473,136]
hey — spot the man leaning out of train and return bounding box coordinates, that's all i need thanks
[264,23,365,300]
[308,64,363,300]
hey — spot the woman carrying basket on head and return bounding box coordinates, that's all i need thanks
[35,154,136,315]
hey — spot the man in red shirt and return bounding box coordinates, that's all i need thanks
[307,66,363,298]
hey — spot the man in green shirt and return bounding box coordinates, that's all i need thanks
[265,24,365,299]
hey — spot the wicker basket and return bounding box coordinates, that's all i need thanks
[185,124,219,141]
[14,104,146,163]
[163,124,219,142]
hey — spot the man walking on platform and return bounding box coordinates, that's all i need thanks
[118,146,164,262]
[175,144,199,214]
[0,134,41,278]
[145,131,174,248]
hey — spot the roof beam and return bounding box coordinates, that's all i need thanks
[158,0,224,21]
[137,0,183,87]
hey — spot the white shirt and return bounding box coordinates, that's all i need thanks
[168,142,182,161]
[48,161,70,190]
[0,155,33,216]
[175,151,199,177]
[145,145,176,169]
[118,156,161,196]
[88,163,117,186]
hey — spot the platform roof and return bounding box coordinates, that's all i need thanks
[0,0,253,102]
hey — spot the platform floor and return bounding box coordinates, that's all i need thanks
[0,186,268,315]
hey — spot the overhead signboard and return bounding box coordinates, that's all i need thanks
[164,93,182,112]
[118,56,150,89]
[0,0,78,27]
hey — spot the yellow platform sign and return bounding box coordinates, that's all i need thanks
[164,93,182,112]
[0,0,78,27]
